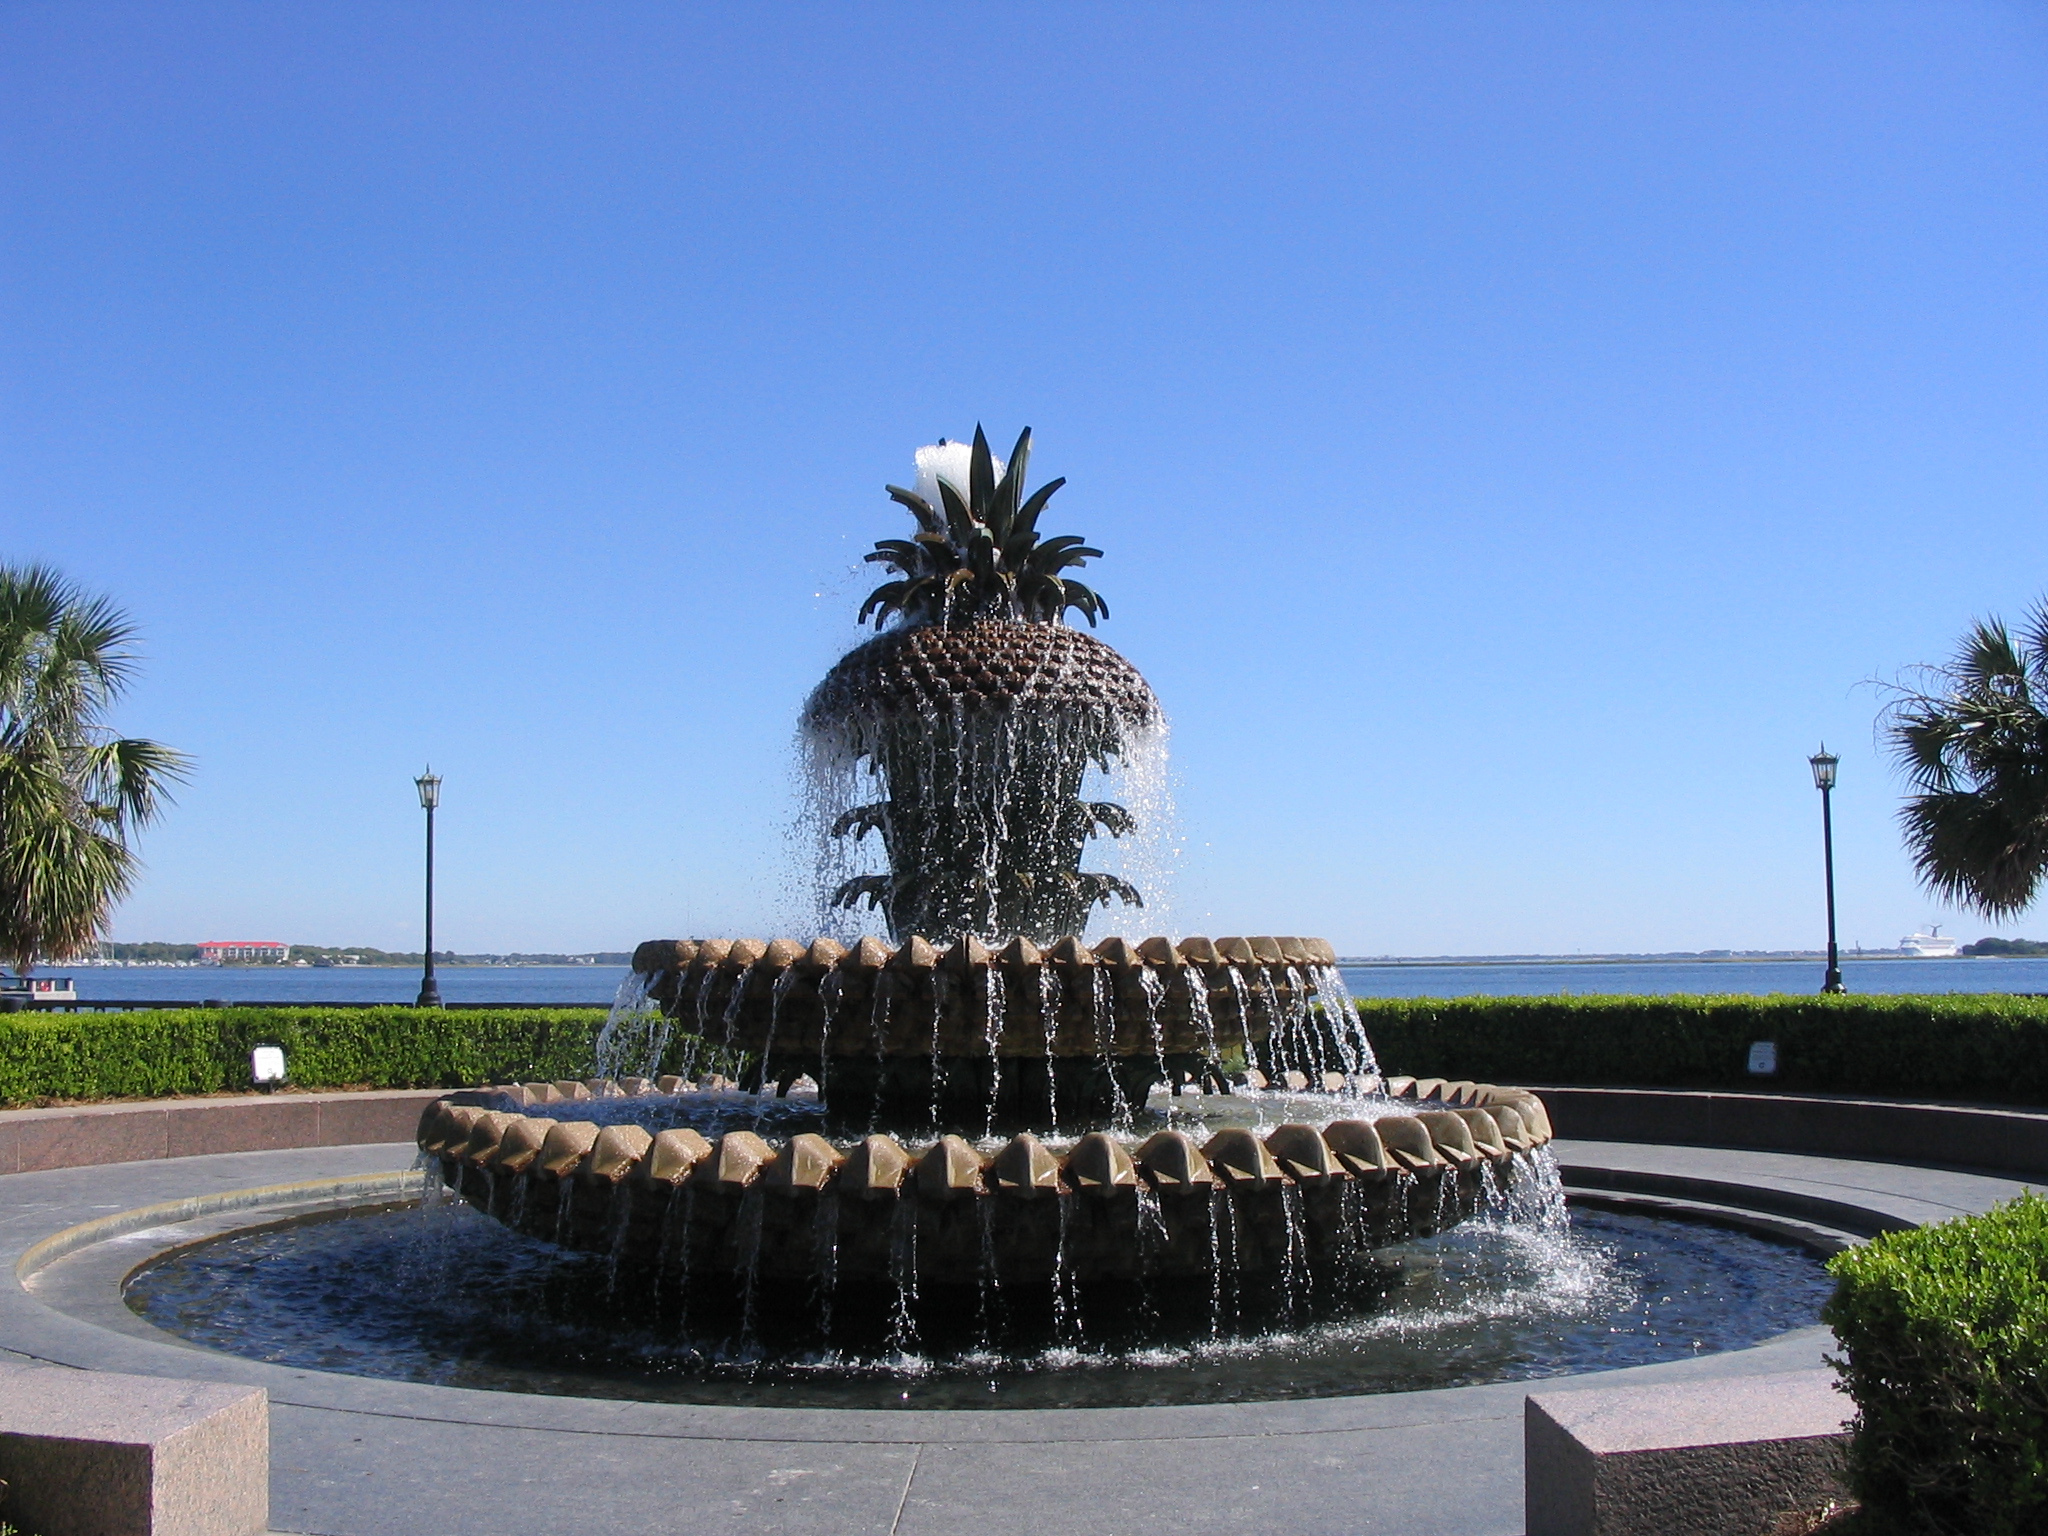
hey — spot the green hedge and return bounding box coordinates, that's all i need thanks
[1356,994,2048,1105]
[1824,1193,2048,1534]
[8,994,2048,1109]
[0,1007,610,1106]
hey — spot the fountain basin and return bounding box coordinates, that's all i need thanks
[416,1078,1553,1285]
[9,1095,2021,1525]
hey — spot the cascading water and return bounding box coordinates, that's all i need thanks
[593,970,668,1083]
[397,428,1599,1389]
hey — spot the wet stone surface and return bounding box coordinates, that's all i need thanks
[125,1199,1833,1412]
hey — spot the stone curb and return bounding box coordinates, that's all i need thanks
[0,1089,445,1174]
[1531,1085,2048,1177]
[14,1170,423,1280]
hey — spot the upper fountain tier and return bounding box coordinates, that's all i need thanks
[802,426,1162,945]
[632,933,1338,1059]
[628,934,1353,1125]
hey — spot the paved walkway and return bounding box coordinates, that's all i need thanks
[0,1142,2035,1536]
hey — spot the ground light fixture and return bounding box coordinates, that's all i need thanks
[1808,747,1844,994]
[251,1045,287,1092]
[415,769,443,1008]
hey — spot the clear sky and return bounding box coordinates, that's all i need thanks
[4,3,2045,957]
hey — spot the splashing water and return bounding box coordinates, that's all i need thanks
[595,971,672,1082]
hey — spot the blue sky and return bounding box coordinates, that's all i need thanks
[4,3,2044,956]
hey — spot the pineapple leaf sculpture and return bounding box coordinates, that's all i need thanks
[857,425,1107,630]
[805,427,1159,945]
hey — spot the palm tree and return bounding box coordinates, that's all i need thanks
[1884,601,2048,919]
[0,566,188,975]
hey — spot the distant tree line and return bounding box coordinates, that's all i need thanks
[1958,937,2048,958]
[96,941,203,962]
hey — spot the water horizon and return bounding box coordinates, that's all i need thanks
[33,954,2048,1005]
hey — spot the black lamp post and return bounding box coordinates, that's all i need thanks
[414,769,443,1008]
[1809,747,1845,995]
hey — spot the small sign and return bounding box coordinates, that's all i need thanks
[251,1045,288,1085]
[1747,1040,1778,1076]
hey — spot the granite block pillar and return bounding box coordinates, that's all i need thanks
[0,1362,267,1536]
[1525,1369,1850,1536]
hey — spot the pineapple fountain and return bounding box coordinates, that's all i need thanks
[416,429,1555,1311]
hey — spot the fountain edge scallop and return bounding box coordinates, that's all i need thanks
[416,1074,1556,1286]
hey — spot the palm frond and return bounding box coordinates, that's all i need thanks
[0,747,140,972]
[1882,599,2048,919]
[1899,789,2048,919]
[82,737,191,830]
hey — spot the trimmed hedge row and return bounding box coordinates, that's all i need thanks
[0,1007,610,1107]
[5,994,2048,1109]
[1356,994,2048,1106]
[1824,1193,2048,1535]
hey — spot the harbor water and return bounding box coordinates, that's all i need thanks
[44,955,2048,1006]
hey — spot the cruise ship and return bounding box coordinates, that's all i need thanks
[1899,926,1961,958]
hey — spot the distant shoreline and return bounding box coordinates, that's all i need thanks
[59,951,1990,972]
[64,960,617,970]
[1335,951,1951,967]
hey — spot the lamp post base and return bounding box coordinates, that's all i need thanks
[416,977,443,1008]
[1821,969,1845,995]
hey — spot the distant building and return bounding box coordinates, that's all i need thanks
[198,941,291,963]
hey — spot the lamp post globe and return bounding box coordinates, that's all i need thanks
[1808,747,1844,995]
[414,770,443,1008]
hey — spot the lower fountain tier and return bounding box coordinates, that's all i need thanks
[416,1082,1552,1285]
[630,934,1349,1064]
